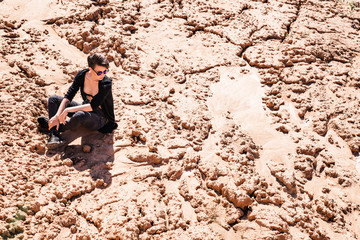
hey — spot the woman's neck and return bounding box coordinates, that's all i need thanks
[86,72,97,83]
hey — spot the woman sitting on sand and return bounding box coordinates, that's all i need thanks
[37,53,117,149]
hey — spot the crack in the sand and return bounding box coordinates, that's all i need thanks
[185,64,223,75]
[283,0,307,43]
[73,207,101,232]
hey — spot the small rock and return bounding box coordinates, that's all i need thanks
[55,189,63,199]
[3,32,20,38]
[63,159,73,166]
[124,24,138,32]
[34,176,47,185]
[82,145,91,153]
[95,179,105,188]
[35,78,46,87]
[30,142,46,154]
[61,213,77,227]
[3,140,13,146]
[71,225,77,234]
[16,61,38,78]
[30,201,41,214]
[50,195,57,202]
[76,233,91,240]
[75,159,86,168]
[128,153,164,165]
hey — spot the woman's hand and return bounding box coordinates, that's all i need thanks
[48,115,60,130]
[58,109,68,125]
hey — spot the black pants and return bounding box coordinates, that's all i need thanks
[48,95,107,133]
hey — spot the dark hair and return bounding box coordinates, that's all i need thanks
[87,53,109,69]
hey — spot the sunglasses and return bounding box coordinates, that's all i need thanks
[93,68,109,76]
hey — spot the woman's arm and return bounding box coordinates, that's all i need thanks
[58,103,93,125]
[48,98,70,130]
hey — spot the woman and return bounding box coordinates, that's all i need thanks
[38,53,117,149]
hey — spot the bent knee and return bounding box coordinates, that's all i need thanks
[48,95,62,105]
[71,111,87,120]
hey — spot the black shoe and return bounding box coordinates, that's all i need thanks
[46,133,64,149]
[37,116,49,133]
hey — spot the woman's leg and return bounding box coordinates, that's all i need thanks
[63,110,107,132]
[48,95,80,133]
[48,95,106,132]
[48,95,80,119]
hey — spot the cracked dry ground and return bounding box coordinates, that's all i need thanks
[1,0,360,239]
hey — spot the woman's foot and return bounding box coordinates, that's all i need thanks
[38,116,65,133]
[37,116,49,133]
[46,132,64,149]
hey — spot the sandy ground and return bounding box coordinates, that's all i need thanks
[1,0,360,239]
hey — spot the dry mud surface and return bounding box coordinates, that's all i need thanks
[1,0,360,239]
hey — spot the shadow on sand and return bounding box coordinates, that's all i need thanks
[46,127,115,187]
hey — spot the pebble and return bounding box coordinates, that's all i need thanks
[82,145,91,153]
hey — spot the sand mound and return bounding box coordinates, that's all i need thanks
[1,0,360,239]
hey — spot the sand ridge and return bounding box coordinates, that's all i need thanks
[1,0,360,239]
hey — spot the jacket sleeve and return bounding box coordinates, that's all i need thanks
[64,72,82,101]
[90,82,111,110]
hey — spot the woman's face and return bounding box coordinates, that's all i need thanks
[90,64,108,81]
